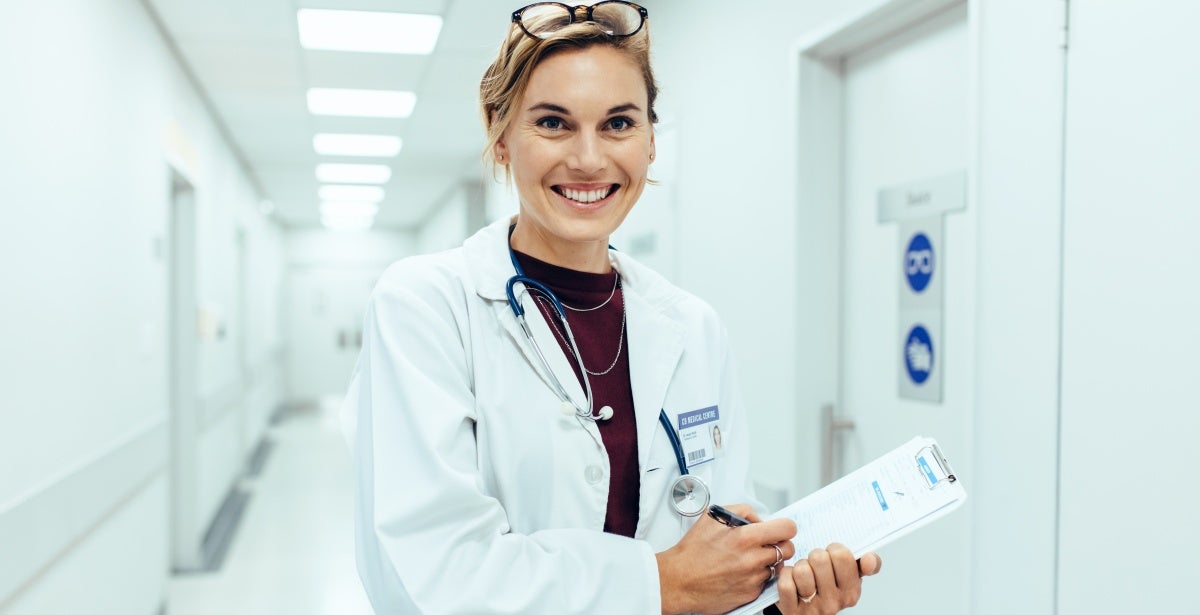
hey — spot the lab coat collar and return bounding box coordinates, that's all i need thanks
[463,216,689,469]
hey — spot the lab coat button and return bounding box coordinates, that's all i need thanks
[585,465,605,484]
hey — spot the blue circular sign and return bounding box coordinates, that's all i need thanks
[904,233,935,293]
[904,325,934,385]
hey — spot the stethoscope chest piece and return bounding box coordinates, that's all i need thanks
[669,474,710,517]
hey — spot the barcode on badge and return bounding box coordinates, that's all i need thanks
[687,449,708,464]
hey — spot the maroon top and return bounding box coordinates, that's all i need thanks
[513,249,641,538]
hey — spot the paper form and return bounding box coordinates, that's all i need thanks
[725,436,966,615]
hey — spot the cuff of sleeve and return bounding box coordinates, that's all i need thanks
[639,539,663,613]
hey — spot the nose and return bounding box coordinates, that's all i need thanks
[566,130,606,174]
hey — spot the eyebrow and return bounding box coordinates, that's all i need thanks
[527,102,642,115]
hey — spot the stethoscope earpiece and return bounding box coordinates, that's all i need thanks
[598,405,614,421]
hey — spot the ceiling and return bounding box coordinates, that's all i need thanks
[146,0,513,230]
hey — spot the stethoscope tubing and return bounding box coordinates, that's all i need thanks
[505,226,707,516]
[658,409,689,478]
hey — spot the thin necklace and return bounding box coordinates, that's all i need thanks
[561,272,620,312]
[535,281,626,377]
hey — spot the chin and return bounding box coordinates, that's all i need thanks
[550,216,622,243]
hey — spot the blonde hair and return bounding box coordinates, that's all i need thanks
[479,17,659,180]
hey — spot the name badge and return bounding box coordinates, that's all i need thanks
[677,405,720,468]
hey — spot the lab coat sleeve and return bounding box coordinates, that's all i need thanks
[343,259,661,614]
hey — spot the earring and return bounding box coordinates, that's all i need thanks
[649,153,655,160]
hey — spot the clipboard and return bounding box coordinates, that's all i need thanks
[725,436,966,615]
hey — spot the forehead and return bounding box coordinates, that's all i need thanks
[522,46,648,113]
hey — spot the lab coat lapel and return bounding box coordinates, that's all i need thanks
[622,287,687,471]
[467,218,584,409]
[492,296,603,444]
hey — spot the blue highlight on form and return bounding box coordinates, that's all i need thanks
[918,456,938,486]
[872,481,888,511]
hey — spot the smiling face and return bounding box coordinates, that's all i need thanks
[496,44,655,271]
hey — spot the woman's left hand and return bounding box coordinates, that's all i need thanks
[773,544,882,614]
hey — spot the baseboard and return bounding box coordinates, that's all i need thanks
[270,400,321,425]
[0,417,167,605]
[172,486,250,575]
[244,437,275,478]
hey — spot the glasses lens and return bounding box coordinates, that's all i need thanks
[591,2,643,36]
[519,4,573,38]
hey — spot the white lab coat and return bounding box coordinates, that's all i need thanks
[343,217,761,614]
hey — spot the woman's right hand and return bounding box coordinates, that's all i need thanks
[656,504,797,615]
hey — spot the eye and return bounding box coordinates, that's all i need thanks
[607,116,636,131]
[536,116,566,131]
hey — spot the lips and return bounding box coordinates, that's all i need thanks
[551,183,619,206]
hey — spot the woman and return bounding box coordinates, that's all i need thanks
[343,3,881,613]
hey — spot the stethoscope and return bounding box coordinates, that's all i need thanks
[503,227,711,517]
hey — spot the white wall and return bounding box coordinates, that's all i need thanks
[416,181,488,255]
[1056,2,1200,612]
[645,0,879,500]
[969,2,1065,613]
[287,229,416,269]
[0,0,284,611]
[646,0,1065,612]
[485,175,521,225]
[283,229,414,402]
[417,190,469,254]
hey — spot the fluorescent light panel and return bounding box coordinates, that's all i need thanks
[315,163,392,184]
[319,185,385,202]
[307,88,416,118]
[314,133,402,157]
[298,9,443,55]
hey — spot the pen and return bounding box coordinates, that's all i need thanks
[708,504,752,527]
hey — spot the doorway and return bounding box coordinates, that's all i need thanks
[793,2,974,613]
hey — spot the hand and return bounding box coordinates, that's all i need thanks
[657,504,797,615]
[773,544,882,615]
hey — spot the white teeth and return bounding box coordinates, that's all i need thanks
[561,187,610,204]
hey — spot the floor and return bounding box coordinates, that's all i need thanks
[167,404,374,615]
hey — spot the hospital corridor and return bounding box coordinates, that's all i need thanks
[2,1,1198,614]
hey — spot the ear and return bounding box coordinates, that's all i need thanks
[493,137,510,164]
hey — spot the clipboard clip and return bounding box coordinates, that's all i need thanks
[914,443,958,489]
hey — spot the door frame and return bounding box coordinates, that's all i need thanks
[788,0,980,510]
[167,164,203,570]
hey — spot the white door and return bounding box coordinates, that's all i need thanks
[836,5,973,614]
[286,266,380,403]
[1056,2,1200,612]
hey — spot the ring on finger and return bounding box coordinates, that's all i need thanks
[771,544,783,567]
[766,564,778,583]
[799,590,816,604]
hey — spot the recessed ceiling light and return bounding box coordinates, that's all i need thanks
[315,163,392,184]
[298,9,443,55]
[319,185,385,202]
[307,88,416,118]
[314,133,402,157]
